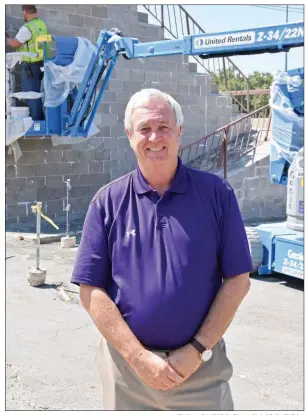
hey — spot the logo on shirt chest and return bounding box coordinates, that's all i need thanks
[126,229,136,239]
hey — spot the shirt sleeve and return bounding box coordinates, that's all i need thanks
[15,26,32,43]
[71,199,111,289]
[218,181,254,278]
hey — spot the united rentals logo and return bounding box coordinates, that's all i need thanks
[194,31,255,49]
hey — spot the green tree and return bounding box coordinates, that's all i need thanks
[212,69,273,113]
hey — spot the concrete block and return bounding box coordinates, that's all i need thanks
[138,12,148,23]
[6,165,16,178]
[189,85,201,96]
[28,266,47,287]
[76,173,110,186]
[255,157,269,167]
[103,160,119,174]
[95,150,111,161]
[91,5,108,18]
[101,113,118,126]
[37,187,66,201]
[111,123,126,138]
[200,85,211,95]
[130,69,145,83]
[256,166,269,177]
[71,162,89,174]
[144,71,159,82]
[89,162,104,173]
[8,4,22,17]
[243,177,260,189]
[101,91,116,103]
[70,197,92,213]
[194,75,209,86]
[57,5,76,13]
[45,176,64,189]
[124,81,145,94]
[189,62,197,73]
[75,5,92,16]
[99,103,110,114]
[46,10,70,24]
[15,150,44,165]
[6,178,26,192]
[45,22,75,37]
[43,150,64,163]
[68,13,85,27]
[158,72,172,84]
[5,204,28,218]
[84,16,103,30]
[109,79,125,92]
[61,236,76,248]
[103,137,120,150]
[44,199,64,216]
[5,153,15,166]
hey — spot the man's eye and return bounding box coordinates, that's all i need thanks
[160,126,169,131]
[140,128,150,133]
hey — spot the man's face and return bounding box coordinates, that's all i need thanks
[22,10,28,21]
[126,96,182,166]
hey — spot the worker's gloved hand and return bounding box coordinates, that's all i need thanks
[128,348,184,390]
[167,343,202,381]
[110,28,123,37]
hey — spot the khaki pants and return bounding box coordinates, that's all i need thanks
[95,337,234,410]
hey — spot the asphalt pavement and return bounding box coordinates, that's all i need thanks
[5,235,304,410]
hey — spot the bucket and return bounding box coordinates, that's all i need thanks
[10,106,30,120]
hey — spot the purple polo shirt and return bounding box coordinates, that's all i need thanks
[71,158,253,350]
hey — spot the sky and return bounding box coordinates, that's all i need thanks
[138,4,304,76]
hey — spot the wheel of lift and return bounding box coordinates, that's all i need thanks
[245,226,263,272]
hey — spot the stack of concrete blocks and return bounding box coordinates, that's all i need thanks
[5,4,234,224]
[228,156,287,222]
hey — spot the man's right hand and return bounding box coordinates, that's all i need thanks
[129,349,184,390]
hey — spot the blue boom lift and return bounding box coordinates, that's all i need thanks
[10,21,305,279]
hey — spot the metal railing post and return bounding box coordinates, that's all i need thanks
[223,128,228,180]
[36,202,42,270]
[222,58,228,89]
[265,110,272,142]
[161,5,164,28]
[64,179,71,237]
[246,80,251,113]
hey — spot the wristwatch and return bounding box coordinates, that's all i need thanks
[190,338,213,362]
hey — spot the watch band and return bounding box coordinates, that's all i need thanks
[190,338,207,354]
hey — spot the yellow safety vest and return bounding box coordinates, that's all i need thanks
[17,18,50,63]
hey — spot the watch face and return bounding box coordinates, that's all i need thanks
[202,349,213,362]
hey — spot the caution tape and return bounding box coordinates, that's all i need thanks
[31,204,59,230]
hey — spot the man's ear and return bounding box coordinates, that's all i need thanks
[178,125,182,136]
[126,128,132,141]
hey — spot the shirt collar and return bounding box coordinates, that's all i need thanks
[133,157,188,195]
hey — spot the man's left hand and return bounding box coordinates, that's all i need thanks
[167,343,202,381]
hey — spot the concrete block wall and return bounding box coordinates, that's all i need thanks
[228,156,287,222]
[5,4,234,223]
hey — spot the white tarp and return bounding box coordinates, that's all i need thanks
[44,37,96,107]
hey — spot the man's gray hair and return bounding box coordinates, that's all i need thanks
[124,88,184,132]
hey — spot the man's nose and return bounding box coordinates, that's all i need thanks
[148,131,159,142]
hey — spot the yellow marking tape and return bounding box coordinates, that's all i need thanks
[31,204,59,230]
[35,34,52,60]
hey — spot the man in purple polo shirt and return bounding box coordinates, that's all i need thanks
[71,88,253,410]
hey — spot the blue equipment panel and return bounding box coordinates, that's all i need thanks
[256,223,304,279]
[274,234,304,279]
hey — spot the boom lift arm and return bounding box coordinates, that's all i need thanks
[25,21,304,138]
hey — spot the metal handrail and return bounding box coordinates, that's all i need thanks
[179,104,271,179]
[142,4,251,113]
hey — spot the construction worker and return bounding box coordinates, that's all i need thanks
[6,5,49,120]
